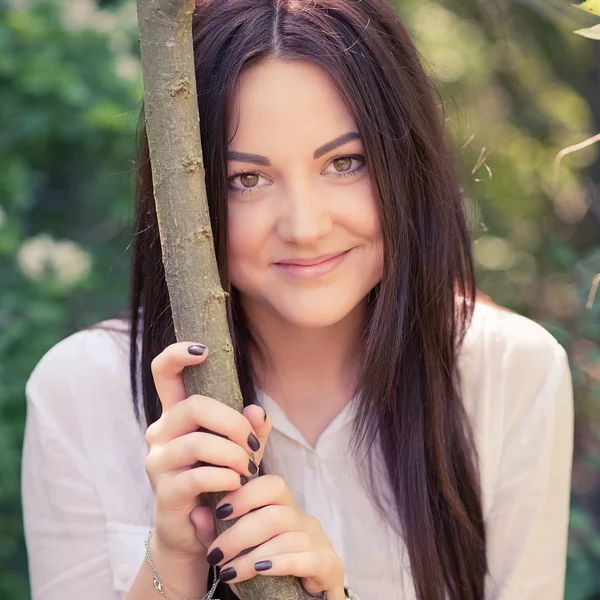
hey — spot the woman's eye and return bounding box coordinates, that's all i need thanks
[323,155,365,178]
[228,171,268,195]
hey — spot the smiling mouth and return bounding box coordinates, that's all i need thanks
[276,251,349,267]
[273,249,351,279]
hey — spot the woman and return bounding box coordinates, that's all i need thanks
[21,0,574,599]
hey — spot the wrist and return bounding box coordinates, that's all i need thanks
[152,532,207,567]
[149,533,209,598]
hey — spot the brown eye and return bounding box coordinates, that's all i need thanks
[332,157,352,172]
[240,173,259,187]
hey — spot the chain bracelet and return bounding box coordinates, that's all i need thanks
[145,530,221,600]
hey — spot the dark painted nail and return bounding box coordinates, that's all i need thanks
[240,474,250,485]
[219,567,237,582]
[188,345,206,356]
[215,503,234,519]
[263,408,268,422]
[248,459,258,475]
[248,432,260,452]
[254,560,272,571]
[207,547,223,566]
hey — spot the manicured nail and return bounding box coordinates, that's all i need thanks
[207,547,223,565]
[248,432,260,452]
[254,560,272,571]
[188,344,206,356]
[248,459,258,475]
[263,408,268,422]
[240,474,250,485]
[219,567,237,582]
[215,503,234,519]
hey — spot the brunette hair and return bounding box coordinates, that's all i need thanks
[121,0,488,597]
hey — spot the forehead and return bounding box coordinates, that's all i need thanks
[228,58,358,151]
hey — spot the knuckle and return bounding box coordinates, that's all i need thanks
[264,474,285,491]
[150,354,163,376]
[186,467,205,497]
[270,475,288,497]
[144,451,156,475]
[309,515,323,534]
[145,421,159,446]
[261,503,284,526]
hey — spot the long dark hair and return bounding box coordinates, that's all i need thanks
[123,0,488,597]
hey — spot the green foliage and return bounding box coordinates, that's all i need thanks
[401,0,600,595]
[0,0,140,596]
[0,0,598,598]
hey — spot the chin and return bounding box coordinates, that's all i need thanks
[268,292,365,329]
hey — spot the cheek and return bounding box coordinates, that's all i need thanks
[227,203,271,278]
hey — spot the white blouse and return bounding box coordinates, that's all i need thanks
[21,301,574,600]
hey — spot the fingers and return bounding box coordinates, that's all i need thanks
[213,475,296,521]
[206,504,309,567]
[242,404,271,466]
[150,394,261,455]
[217,532,313,582]
[222,551,320,586]
[220,546,341,596]
[151,342,209,411]
[154,431,258,477]
[156,466,246,508]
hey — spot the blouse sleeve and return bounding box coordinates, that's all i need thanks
[21,332,123,600]
[485,334,574,599]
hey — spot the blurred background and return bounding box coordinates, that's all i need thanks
[0,0,599,597]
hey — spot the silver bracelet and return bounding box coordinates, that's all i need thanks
[145,530,221,600]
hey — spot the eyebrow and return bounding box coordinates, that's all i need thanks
[227,131,361,166]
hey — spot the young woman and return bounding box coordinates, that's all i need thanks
[21,0,574,599]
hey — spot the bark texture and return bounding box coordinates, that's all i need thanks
[135,0,316,598]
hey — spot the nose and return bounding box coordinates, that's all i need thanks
[276,180,333,244]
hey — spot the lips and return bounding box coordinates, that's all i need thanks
[276,251,346,266]
[273,249,351,280]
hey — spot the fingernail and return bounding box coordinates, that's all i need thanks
[263,407,268,422]
[207,547,223,566]
[240,474,250,485]
[215,503,234,519]
[254,560,272,571]
[188,344,206,356]
[248,459,258,475]
[219,567,237,582]
[248,432,260,452]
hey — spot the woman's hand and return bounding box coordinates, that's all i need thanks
[144,341,270,563]
[201,474,346,600]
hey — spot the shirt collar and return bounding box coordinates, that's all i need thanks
[255,389,357,452]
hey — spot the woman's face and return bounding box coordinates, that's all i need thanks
[227,58,383,328]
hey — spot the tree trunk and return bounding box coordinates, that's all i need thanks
[135,1,316,598]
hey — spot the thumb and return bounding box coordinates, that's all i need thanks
[189,505,217,551]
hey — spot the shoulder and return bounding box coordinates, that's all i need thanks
[24,316,154,528]
[461,296,568,376]
[25,317,139,432]
[459,298,573,514]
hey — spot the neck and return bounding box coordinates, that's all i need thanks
[241,296,367,405]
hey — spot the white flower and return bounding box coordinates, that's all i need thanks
[17,233,92,288]
[16,234,56,281]
[51,239,92,287]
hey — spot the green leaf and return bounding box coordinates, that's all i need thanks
[572,0,600,15]
[574,24,600,39]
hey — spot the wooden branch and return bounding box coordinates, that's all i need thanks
[135,0,316,598]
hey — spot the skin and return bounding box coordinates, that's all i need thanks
[227,58,383,444]
[146,58,383,600]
